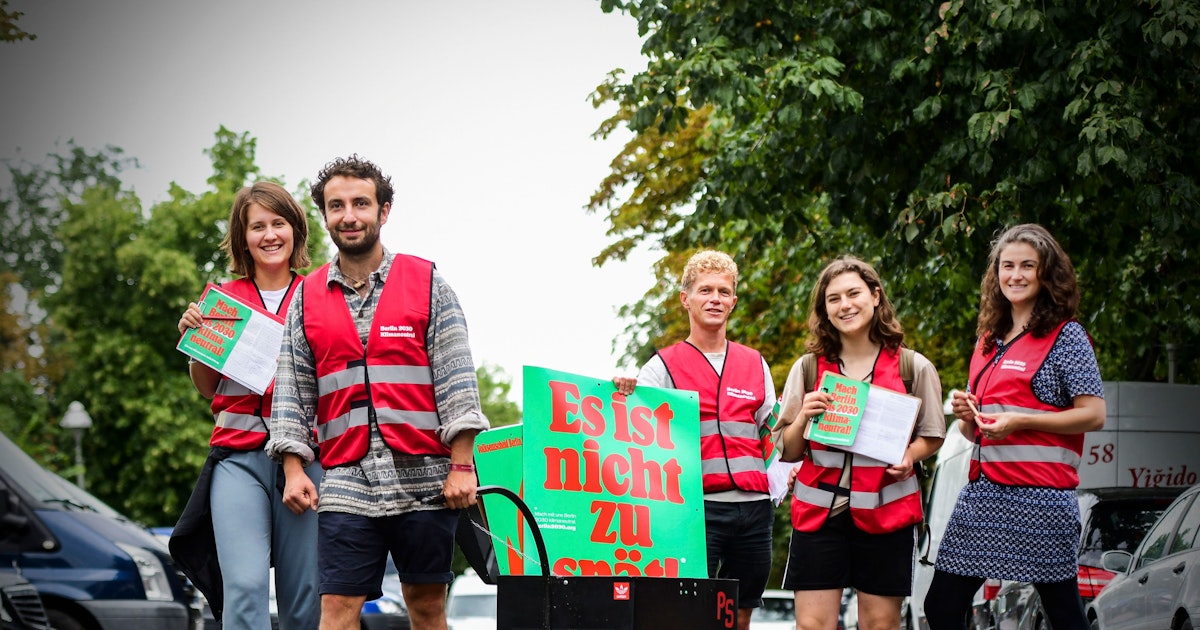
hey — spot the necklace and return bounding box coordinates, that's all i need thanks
[838,345,882,382]
[342,271,369,290]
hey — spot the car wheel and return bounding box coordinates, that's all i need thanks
[1174,611,1194,630]
[46,608,88,630]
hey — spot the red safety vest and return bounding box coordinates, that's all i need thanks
[790,348,922,534]
[658,341,769,495]
[208,275,302,450]
[967,320,1082,489]
[303,255,446,468]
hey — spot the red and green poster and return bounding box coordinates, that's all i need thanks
[475,366,707,579]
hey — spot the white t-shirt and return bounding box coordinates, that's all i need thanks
[259,286,288,315]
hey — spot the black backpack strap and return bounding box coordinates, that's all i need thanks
[900,347,915,394]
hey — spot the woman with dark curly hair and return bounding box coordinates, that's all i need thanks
[774,255,945,630]
[924,224,1106,630]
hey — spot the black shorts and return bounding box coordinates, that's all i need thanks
[704,499,774,609]
[318,509,458,599]
[781,510,915,596]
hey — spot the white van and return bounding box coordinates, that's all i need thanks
[908,381,1200,630]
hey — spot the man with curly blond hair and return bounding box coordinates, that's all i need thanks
[614,249,776,630]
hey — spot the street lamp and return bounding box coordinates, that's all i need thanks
[60,401,93,489]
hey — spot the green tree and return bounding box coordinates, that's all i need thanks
[47,183,204,518]
[1,143,135,297]
[0,0,34,43]
[1,144,136,468]
[477,362,522,427]
[1,144,136,402]
[594,0,1200,388]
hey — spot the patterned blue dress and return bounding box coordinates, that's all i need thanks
[934,322,1104,582]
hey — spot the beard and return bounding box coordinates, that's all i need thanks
[329,223,381,256]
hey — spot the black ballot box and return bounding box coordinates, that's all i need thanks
[496,574,738,630]
[457,486,740,630]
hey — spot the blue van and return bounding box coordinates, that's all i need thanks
[0,429,195,630]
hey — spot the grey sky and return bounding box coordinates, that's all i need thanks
[1,0,658,402]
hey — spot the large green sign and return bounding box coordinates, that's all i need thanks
[474,366,707,578]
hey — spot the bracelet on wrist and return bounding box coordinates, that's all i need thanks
[449,463,476,473]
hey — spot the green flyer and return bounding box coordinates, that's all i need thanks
[806,372,869,447]
[176,283,284,395]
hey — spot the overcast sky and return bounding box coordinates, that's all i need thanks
[1,0,659,403]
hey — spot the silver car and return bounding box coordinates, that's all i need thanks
[978,486,1183,630]
[1086,482,1200,630]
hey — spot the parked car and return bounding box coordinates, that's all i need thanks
[752,589,796,629]
[1086,482,1200,630]
[358,559,412,630]
[446,569,496,630]
[0,429,194,630]
[0,570,50,630]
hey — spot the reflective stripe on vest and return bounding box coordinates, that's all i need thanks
[658,340,769,495]
[698,418,759,440]
[304,255,444,468]
[208,276,302,450]
[215,411,266,433]
[790,468,919,511]
[316,405,440,443]
[701,454,769,477]
[315,365,433,400]
[967,320,1081,489]
[790,348,923,534]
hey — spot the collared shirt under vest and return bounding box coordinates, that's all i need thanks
[657,340,769,495]
[968,319,1082,489]
[209,275,302,451]
[790,348,922,534]
[302,254,448,468]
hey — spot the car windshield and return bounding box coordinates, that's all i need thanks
[447,593,496,618]
[0,430,125,520]
[1079,496,1177,566]
[753,596,794,621]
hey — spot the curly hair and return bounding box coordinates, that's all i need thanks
[309,154,394,213]
[680,250,739,291]
[805,256,904,360]
[221,181,311,277]
[977,223,1080,353]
